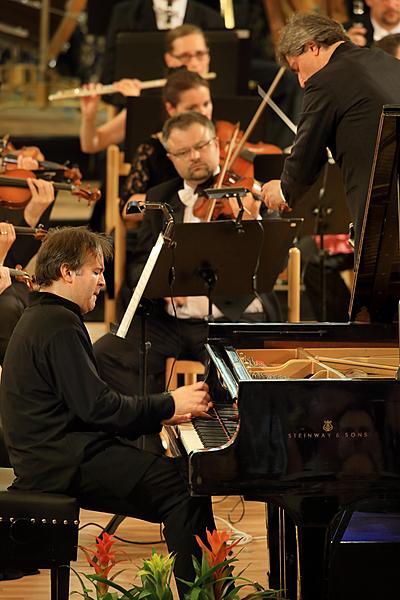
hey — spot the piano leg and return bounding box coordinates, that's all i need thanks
[267,503,333,600]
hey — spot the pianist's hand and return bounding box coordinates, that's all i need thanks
[163,381,212,425]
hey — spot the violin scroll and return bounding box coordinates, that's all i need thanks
[71,185,101,205]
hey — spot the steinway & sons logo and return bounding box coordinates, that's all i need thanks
[287,419,369,440]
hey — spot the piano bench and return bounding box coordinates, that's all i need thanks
[329,511,400,599]
[0,467,79,600]
[165,358,205,389]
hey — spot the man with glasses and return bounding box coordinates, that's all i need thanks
[101,3,223,87]
[93,111,280,417]
[164,24,211,75]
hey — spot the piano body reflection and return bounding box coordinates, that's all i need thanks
[165,105,400,600]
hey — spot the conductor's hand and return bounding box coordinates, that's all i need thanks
[163,381,212,425]
[260,179,290,213]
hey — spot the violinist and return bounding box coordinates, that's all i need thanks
[79,24,211,155]
[0,223,15,297]
[93,112,281,403]
[0,171,54,364]
[122,68,213,222]
[260,12,400,252]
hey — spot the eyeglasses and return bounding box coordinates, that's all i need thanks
[171,50,210,63]
[167,137,216,160]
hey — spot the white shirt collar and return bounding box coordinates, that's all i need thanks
[152,0,187,29]
[178,167,220,207]
[371,16,400,41]
[178,181,198,207]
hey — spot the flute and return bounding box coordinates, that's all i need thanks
[48,72,217,102]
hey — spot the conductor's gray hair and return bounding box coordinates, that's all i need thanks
[277,13,349,67]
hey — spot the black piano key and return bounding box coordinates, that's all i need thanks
[192,403,238,448]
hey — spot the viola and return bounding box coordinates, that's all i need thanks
[0,169,101,209]
[216,119,282,181]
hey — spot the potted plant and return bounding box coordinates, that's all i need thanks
[71,529,282,599]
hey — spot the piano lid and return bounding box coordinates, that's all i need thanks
[349,105,400,325]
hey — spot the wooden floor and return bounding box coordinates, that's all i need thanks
[0,496,270,600]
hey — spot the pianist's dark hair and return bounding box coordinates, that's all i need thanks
[35,226,112,287]
[277,13,349,68]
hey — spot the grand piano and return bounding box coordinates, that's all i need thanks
[166,106,400,599]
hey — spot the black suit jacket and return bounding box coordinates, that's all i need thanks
[280,42,400,249]
[101,0,224,84]
[128,177,281,321]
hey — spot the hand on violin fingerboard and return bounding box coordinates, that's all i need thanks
[260,180,292,214]
[0,222,16,265]
[23,178,55,227]
[16,154,39,171]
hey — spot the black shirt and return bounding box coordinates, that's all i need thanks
[0,291,174,494]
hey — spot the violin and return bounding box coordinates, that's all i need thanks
[193,68,286,222]
[2,153,82,185]
[1,136,82,184]
[0,169,101,209]
[14,225,48,240]
[216,120,282,180]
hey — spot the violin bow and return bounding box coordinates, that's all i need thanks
[257,85,298,134]
[227,66,286,168]
[258,85,335,163]
[206,123,240,222]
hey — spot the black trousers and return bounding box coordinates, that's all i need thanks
[76,452,215,599]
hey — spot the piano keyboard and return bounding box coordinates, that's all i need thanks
[177,403,238,454]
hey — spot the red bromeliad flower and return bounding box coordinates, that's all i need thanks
[80,532,118,596]
[195,529,241,599]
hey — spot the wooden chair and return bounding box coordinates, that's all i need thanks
[104,144,131,325]
[165,358,205,390]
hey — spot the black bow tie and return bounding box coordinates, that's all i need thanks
[194,175,217,196]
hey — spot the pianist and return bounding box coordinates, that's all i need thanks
[0,226,215,599]
[260,12,400,250]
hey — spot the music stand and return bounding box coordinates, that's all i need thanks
[142,218,303,321]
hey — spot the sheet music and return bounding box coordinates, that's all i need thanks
[116,232,165,339]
